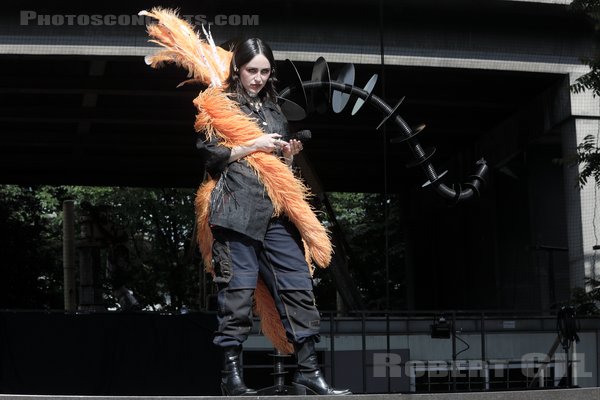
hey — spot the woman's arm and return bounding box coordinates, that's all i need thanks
[196,136,231,178]
[197,132,289,177]
[228,133,285,162]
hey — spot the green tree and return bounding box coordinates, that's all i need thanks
[0,185,65,309]
[65,186,200,312]
[571,277,600,315]
[321,192,406,310]
[570,0,600,187]
[0,185,201,312]
[0,184,410,312]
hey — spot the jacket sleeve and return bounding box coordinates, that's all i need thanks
[275,104,291,141]
[196,135,231,178]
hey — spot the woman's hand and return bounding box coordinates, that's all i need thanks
[282,139,303,166]
[251,133,284,153]
[230,133,282,162]
[228,134,302,164]
[282,139,303,158]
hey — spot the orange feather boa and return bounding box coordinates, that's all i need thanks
[194,87,332,269]
[194,88,332,354]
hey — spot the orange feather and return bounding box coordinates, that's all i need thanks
[141,7,231,87]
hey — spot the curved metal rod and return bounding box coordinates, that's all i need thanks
[280,81,489,203]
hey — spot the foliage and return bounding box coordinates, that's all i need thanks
[569,0,600,188]
[571,0,600,97]
[573,134,600,187]
[0,185,200,312]
[0,184,407,312]
[68,186,200,311]
[322,192,406,310]
[0,185,65,309]
[568,0,600,311]
[570,277,600,315]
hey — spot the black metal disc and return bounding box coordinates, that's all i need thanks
[351,74,378,116]
[422,170,448,187]
[376,96,405,130]
[277,96,307,121]
[331,63,355,113]
[406,147,436,168]
[285,59,308,110]
[390,123,426,143]
[310,57,331,114]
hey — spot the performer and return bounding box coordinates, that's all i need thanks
[141,8,349,396]
[200,38,350,396]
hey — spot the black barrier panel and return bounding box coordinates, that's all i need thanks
[0,311,220,395]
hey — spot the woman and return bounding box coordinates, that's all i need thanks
[198,38,350,396]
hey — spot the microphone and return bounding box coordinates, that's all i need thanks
[289,129,312,142]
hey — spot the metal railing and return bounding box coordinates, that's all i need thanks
[244,309,594,394]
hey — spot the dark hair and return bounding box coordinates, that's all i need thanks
[225,38,278,102]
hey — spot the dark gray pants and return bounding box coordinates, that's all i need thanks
[212,218,321,348]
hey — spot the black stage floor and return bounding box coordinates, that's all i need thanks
[1,388,600,400]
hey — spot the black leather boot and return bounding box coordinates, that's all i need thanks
[221,345,257,396]
[292,340,351,395]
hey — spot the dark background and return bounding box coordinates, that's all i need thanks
[0,311,220,395]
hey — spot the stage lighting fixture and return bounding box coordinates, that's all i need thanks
[430,316,452,339]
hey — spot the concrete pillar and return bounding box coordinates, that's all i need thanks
[62,200,76,311]
[77,208,105,312]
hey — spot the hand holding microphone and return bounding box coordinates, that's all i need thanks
[254,130,310,157]
[281,129,310,159]
[288,129,312,142]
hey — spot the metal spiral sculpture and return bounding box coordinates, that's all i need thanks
[278,58,489,204]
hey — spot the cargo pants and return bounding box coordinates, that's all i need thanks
[211,217,321,348]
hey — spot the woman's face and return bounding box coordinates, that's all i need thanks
[239,53,271,97]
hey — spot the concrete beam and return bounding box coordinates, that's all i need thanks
[0,43,589,76]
